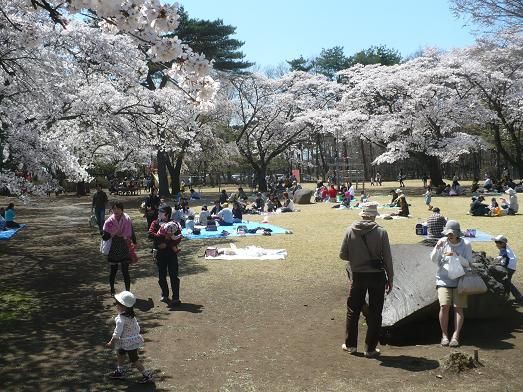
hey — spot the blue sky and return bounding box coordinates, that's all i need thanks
[176,0,476,68]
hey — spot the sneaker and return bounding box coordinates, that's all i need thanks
[364,349,381,358]
[160,296,170,303]
[341,344,357,354]
[440,337,450,346]
[138,373,154,384]
[109,369,125,379]
[449,338,460,347]
[170,299,182,307]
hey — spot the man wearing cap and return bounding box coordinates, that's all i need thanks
[339,202,393,358]
[492,235,523,303]
[426,207,446,239]
[431,220,473,347]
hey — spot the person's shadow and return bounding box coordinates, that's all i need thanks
[135,298,155,312]
[376,355,440,372]
[169,302,204,313]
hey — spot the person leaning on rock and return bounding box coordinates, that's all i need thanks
[339,202,393,358]
[492,235,523,304]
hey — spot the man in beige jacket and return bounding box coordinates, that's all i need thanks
[339,202,393,358]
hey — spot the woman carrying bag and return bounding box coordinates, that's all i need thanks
[430,220,472,348]
[102,202,137,296]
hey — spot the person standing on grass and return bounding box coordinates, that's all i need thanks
[431,220,472,348]
[106,291,153,383]
[102,202,136,296]
[92,184,108,234]
[339,202,394,358]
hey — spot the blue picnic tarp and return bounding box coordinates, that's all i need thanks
[0,224,26,241]
[182,220,290,240]
[422,229,493,242]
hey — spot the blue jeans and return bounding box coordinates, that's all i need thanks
[94,208,105,232]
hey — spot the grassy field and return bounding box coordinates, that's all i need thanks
[1,180,523,391]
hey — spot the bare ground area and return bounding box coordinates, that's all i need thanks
[1,191,523,392]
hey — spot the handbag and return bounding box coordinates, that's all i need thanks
[100,238,112,256]
[127,240,139,264]
[447,255,466,280]
[89,214,98,228]
[458,271,488,295]
[361,232,384,270]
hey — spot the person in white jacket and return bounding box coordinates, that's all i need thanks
[430,220,472,348]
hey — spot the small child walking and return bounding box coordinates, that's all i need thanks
[424,189,433,211]
[106,291,153,383]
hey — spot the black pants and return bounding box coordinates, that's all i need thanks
[157,255,180,300]
[345,271,387,352]
[109,262,130,293]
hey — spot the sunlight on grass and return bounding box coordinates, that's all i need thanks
[0,289,39,324]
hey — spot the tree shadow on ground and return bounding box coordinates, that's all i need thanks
[0,201,174,391]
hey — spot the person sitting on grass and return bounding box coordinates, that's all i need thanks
[198,205,210,225]
[504,188,519,215]
[210,200,222,216]
[232,201,243,223]
[426,207,446,239]
[252,192,265,212]
[217,203,234,225]
[390,191,409,217]
[469,196,489,216]
[281,192,295,213]
[189,188,200,200]
[219,189,228,204]
[4,203,20,229]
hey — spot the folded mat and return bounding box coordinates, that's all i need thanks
[205,244,287,260]
[182,220,290,240]
[0,224,27,241]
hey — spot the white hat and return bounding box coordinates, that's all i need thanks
[395,188,402,194]
[492,235,508,243]
[505,188,516,195]
[441,220,463,236]
[359,202,380,217]
[114,291,136,308]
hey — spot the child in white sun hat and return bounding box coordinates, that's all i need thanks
[106,291,153,383]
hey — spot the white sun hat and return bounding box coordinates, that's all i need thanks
[114,291,136,308]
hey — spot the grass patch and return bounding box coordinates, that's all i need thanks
[0,289,39,325]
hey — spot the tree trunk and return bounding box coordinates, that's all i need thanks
[256,165,268,192]
[165,154,183,195]
[360,139,368,180]
[424,155,444,188]
[157,150,170,196]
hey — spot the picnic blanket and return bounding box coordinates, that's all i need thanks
[0,224,26,241]
[337,204,400,210]
[421,229,493,242]
[182,220,291,240]
[204,244,287,260]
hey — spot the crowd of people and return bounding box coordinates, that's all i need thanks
[89,172,522,380]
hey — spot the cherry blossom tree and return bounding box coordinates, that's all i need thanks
[337,54,483,187]
[446,34,523,176]
[227,71,340,191]
[0,0,216,194]
[451,0,523,32]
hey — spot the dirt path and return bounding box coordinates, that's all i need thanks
[1,195,523,391]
